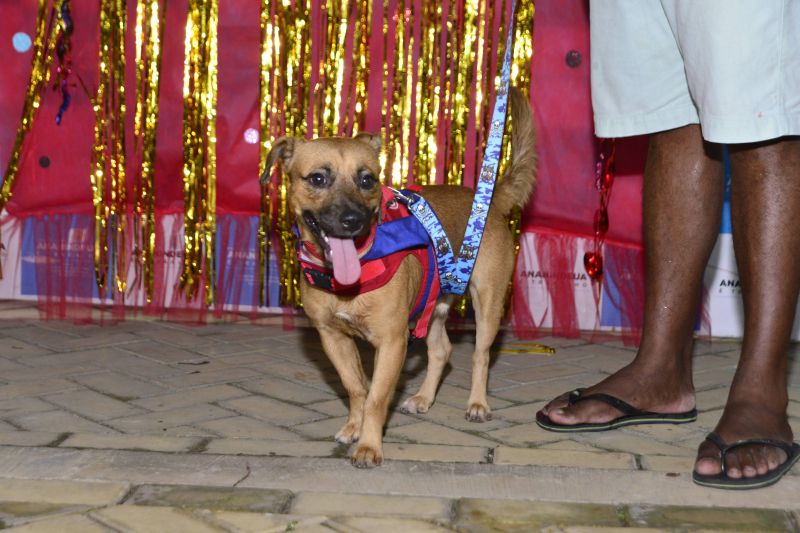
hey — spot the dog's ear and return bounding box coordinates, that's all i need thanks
[354,132,382,154]
[261,136,299,185]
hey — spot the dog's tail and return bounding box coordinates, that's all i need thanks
[492,87,537,216]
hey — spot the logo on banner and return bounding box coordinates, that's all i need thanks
[519,270,589,288]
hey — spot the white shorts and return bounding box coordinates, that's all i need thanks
[590,0,800,143]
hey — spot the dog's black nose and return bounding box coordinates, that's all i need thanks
[340,211,364,231]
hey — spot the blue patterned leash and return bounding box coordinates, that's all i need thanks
[404,0,517,295]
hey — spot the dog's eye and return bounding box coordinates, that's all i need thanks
[357,172,377,190]
[305,172,331,188]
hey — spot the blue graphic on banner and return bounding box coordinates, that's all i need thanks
[215,215,281,308]
[720,146,732,234]
[599,255,624,328]
[21,214,99,298]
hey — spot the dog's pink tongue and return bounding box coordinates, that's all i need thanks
[327,237,361,286]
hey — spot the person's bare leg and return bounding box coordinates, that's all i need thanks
[540,124,723,424]
[694,138,800,479]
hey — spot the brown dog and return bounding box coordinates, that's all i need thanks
[263,88,536,467]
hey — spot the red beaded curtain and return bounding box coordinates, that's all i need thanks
[512,0,649,341]
[0,0,650,339]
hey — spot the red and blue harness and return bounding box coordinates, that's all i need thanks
[297,186,442,339]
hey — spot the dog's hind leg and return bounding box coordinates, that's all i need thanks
[351,336,408,468]
[465,280,508,422]
[399,300,453,414]
[317,326,369,444]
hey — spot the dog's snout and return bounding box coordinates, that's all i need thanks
[340,211,365,231]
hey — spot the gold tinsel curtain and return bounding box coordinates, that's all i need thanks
[258,0,534,307]
[2,0,533,313]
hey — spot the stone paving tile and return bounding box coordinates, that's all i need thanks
[694,386,731,411]
[107,404,235,433]
[484,422,562,447]
[490,375,599,403]
[160,426,219,438]
[0,397,55,418]
[334,516,454,532]
[0,364,99,382]
[426,383,514,412]
[0,357,28,374]
[382,442,487,463]
[10,410,118,435]
[132,325,216,348]
[193,342,260,357]
[536,439,606,453]
[624,422,706,444]
[692,354,737,372]
[236,375,337,404]
[493,446,636,469]
[81,355,186,381]
[408,402,512,432]
[57,332,143,351]
[5,513,110,532]
[0,479,128,506]
[438,367,519,393]
[204,438,341,457]
[3,326,81,351]
[126,484,292,513]
[584,432,697,457]
[60,433,202,453]
[207,510,332,532]
[258,359,339,387]
[290,416,351,441]
[639,454,695,474]
[693,368,736,390]
[0,431,61,447]
[385,421,498,447]
[0,338,54,359]
[71,371,168,400]
[454,499,624,531]
[627,504,793,531]
[91,505,220,532]
[304,398,348,417]
[43,390,144,421]
[198,416,300,440]
[290,491,451,520]
[130,384,250,411]
[491,403,540,424]
[118,340,209,364]
[156,366,262,389]
[695,407,725,429]
[219,396,325,426]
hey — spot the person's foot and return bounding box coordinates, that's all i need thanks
[694,391,793,481]
[538,361,696,426]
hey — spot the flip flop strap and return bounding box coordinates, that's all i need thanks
[705,431,796,475]
[567,389,645,416]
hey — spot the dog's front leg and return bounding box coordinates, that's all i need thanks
[317,326,369,444]
[351,336,407,468]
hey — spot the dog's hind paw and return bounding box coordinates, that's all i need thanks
[399,395,432,415]
[465,403,493,423]
[350,444,383,468]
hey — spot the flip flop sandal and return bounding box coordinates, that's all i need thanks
[692,432,800,490]
[535,388,698,433]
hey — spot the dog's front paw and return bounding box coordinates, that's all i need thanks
[350,443,383,468]
[399,395,432,414]
[465,403,492,422]
[335,422,360,444]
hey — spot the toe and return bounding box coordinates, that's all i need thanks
[541,391,573,415]
[694,438,723,476]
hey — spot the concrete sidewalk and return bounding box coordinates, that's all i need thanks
[0,301,797,531]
